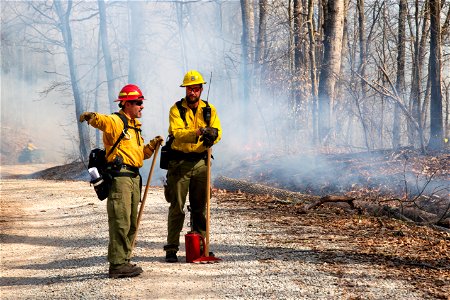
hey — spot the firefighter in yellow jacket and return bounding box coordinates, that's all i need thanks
[164,70,222,262]
[79,84,163,278]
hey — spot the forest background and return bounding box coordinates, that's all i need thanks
[1,0,449,186]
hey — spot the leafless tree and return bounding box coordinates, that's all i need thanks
[318,0,346,142]
[98,0,116,112]
[254,0,268,88]
[3,0,449,156]
[292,0,304,113]
[127,0,145,85]
[408,0,429,151]
[428,0,444,150]
[392,0,407,150]
[307,0,319,143]
[240,0,254,128]
[53,1,91,161]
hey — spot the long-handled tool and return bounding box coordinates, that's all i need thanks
[131,142,161,254]
[193,148,221,263]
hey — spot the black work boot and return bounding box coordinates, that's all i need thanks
[109,263,143,279]
[165,250,178,263]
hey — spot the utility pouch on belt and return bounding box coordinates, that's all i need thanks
[88,148,111,201]
[160,135,174,170]
[110,156,123,172]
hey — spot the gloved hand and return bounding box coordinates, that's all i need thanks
[203,127,218,140]
[200,127,218,148]
[79,112,94,123]
[201,135,215,148]
[148,136,164,149]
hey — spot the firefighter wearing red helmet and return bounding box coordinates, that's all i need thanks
[115,84,145,102]
[79,84,163,278]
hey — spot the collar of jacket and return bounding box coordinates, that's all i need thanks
[181,98,206,110]
[118,109,142,128]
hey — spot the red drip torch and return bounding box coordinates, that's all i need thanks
[185,148,221,263]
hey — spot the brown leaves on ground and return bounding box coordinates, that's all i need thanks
[214,189,450,299]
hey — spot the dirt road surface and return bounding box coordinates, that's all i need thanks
[1,164,449,299]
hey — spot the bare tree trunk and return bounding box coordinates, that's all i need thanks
[441,8,449,145]
[392,0,407,150]
[420,4,431,133]
[293,0,304,114]
[392,101,401,149]
[94,33,102,148]
[409,0,428,152]
[247,2,256,65]
[98,0,116,113]
[175,2,188,71]
[356,0,370,150]
[127,0,144,85]
[445,82,449,141]
[240,0,253,129]
[241,0,252,106]
[288,0,296,116]
[318,0,345,142]
[428,0,444,150]
[422,63,432,131]
[357,0,366,98]
[254,0,268,90]
[442,1,450,39]
[54,0,89,161]
[307,0,319,144]
[380,3,388,149]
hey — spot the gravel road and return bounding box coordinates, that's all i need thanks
[0,173,447,299]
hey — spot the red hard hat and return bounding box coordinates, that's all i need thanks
[115,84,145,102]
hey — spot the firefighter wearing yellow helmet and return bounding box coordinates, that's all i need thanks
[79,84,163,278]
[163,70,222,262]
[180,70,207,87]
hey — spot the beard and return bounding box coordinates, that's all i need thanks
[186,95,200,105]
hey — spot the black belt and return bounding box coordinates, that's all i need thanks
[171,150,207,161]
[121,164,139,173]
[106,164,140,178]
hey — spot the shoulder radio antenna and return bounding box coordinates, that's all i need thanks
[206,72,212,103]
[203,72,212,125]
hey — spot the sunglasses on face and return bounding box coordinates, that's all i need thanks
[129,100,143,106]
[186,86,202,93]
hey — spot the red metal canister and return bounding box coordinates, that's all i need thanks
[185,231,206,263]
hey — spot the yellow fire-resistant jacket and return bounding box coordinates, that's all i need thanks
[88,110,154,167]
[169,98,222,153]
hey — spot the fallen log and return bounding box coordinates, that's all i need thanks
[383,205,450,228]
[214,176,449,229]
[304,195,357,211]
[362,202,450,229]
[214,176,318,203]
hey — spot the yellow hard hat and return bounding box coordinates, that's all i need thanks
[180,70,206,87]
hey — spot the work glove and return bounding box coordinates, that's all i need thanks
[200,127,219,148]
[201,136,215,148]
[148,136,164,150]
[79,112,94,123]
[203,127,219,140]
